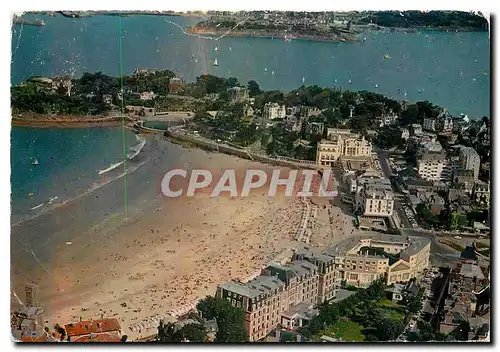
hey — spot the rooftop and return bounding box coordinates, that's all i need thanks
[20,331,48,343]
[64,319,121,337]
[419,152,446,162]
[72,333,122,343]
[459,146,480,157]
[294,245,335,264]
[327,231,430,259]
[281,302,319,320]
[459,264,485,280]
[219,275,286,299]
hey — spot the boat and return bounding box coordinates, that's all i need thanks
[214,46,218,51]
[32,158,39,166]
[302,76,305,83]
[264,68,267,72]
[271,70,275,75]
[384,54,391,60]
[229,46,232,51]
[348,79,352,84]
[375,84,379,88]
[213,58,218,66]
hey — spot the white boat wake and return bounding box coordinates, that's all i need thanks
[98,135,146,175]
[127,135,146,160]
[98,161,125,175]
[30,203,44,211]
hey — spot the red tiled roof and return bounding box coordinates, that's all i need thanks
[72,333,121,343]
[21,334,48,342]
[64,319,121,337]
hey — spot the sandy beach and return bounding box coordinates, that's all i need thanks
[11,137,351,340]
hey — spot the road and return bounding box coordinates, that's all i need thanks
[401,228,461,265]
[376,150,412,229]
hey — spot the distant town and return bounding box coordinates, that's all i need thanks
[17,10,488,37]
[11,67,490,342]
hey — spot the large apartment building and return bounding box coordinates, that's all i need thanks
[326,232,431,288]
[458,146,481,180]
[417,152,453,181]
[292,246,340,303]
[422,116,453,133]
[216,232,430,340]
[356,182,395,217]
[217,260,321,341]
[316,129,372,166]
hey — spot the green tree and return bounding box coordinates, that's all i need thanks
[157,321,207,342]
[197,296,248,342]
[247,80,261,97]
[450,211,468,230]
[174,323,207,342]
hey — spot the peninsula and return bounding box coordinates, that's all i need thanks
[186,10,488,43]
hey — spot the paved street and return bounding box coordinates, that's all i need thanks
[376,150,413,229]
[401,228,461,265]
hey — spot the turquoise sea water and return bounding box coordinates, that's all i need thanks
[10,14,490,221]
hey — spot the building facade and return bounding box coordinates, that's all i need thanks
[327,233,431,288]
[316,129,372,166]
[423,118,437,132]
[217,260,321,341]
[417,152,453,182]
[263,102,286,120]
[227,87,249,103]
[459,146,481,180]
[356,184,395,217]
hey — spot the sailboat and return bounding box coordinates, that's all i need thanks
[213,58,218,66]
[32,158,39,166]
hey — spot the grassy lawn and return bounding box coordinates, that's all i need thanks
[385,308,405,323]
[478,248,490,257]
[377,298,405,322]
[313,318,366,342]
[378,298,400,308]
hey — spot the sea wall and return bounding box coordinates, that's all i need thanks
[163,129,319,170]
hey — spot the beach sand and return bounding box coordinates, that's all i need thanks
[11,135,352,340]
[11,138,326,339]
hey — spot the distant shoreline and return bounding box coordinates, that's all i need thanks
[11,115,124,128]
[186,27,360,43]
